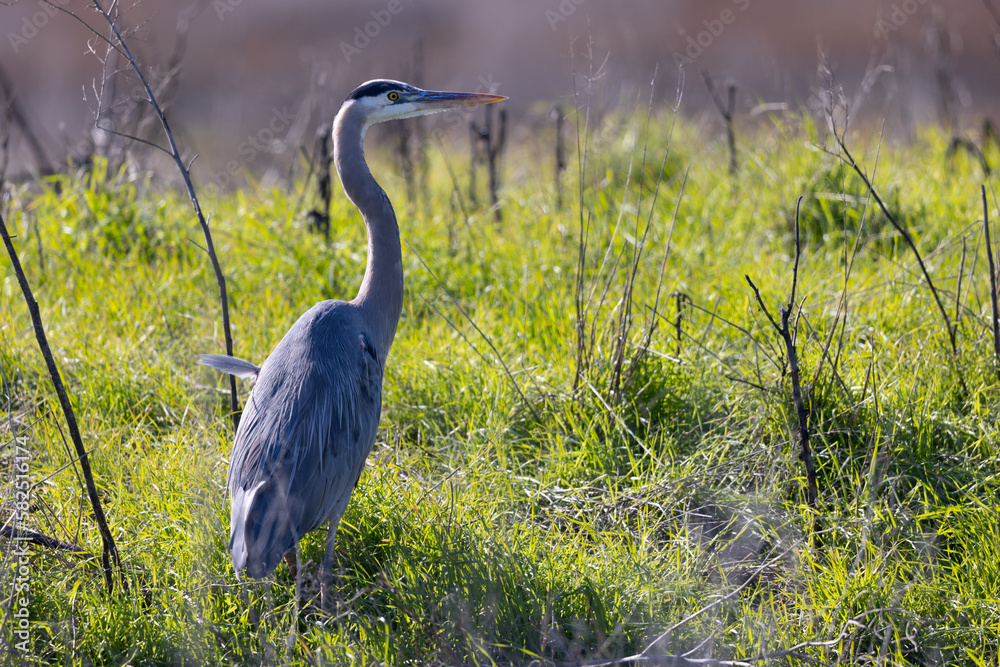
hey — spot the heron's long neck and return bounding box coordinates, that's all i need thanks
[334,106,403,359]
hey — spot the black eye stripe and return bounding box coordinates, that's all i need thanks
[346,79,414,101]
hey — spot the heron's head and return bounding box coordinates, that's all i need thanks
[344,79,506,128]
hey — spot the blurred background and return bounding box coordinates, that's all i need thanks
[2,0,999,185]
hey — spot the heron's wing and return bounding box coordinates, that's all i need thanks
[226,301,383,578]
[197,354,261,380]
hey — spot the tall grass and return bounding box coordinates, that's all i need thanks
[1,109,999,665]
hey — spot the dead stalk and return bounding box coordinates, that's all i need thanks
[984,185,1000,378]
[703,70,737,176]
[0,64,52,177]
[55,0,242,429]
[307,123,333,242]
[572,45,595,392]
[0,211,124,593]
[744,198,820,540]
[471,104,507,223]
[833,124,957,355]
[554,105,567,209]
[608,74,660,399]
[0,526,86,554]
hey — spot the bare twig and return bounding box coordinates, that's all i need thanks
[672,292,692,357]
[956,237,967,325]
[0,525,87,554]
[945,136,990,177]
[554,105,567,208]
[471,104,507,223]
[396,116,417,210]
[510,649,828,667]
[306,123,333,242]
[467,119,479,208]
[0,90,11,190]
[928,9,956,135]
[572,42,596,391]
[744,198,820,537]
[702,70,737,176]
[641,164,687,360]
[832,121,957,355]
[431,131,471,242]
[809,144,877,398]
[984,185,1000,378]
[0,63,52,177]
[82,0,242,428]
[0,212,124,593]
[609,70,660,398]
[623,75,689,394]
[512,655,753,666]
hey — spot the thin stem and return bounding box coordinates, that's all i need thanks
[745,197,819,540]
[984,184,1000,378]
[0,212,124,593]
[90,0,241,428]
[835,128,956,355]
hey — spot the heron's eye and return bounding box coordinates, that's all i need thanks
[387,91,399,102]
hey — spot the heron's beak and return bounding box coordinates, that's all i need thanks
[413,90,506,111]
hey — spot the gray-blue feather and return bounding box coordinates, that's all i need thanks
[197,353,261,380]
[227,300,383,578]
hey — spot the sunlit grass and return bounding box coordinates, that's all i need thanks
[2,110,1000,664]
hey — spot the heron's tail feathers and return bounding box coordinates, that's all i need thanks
[229,481,299,579]
[198,354,261,380]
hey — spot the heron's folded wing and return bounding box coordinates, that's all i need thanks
[226,302,383,577]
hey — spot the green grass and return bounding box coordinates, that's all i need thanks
[2,109,1000,665]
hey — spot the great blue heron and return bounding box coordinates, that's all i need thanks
[199,80,505,609]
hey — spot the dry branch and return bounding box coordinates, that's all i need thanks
[945,136,990,176]
[833,125,957,355]
[0,211,123,593]
[471,104,507,223]
[306,123,333,241]
[702,70,737,176]
[608,78,659,399]
[572,50,596,392]
[554,105,567,209]
[672,292,692,357]
[0,64,52,177]
[0,525,87,554]
[984,184,1000,378]
[744,198,820,536]
[83,0,242,429]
